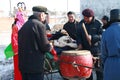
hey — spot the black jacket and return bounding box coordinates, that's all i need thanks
[18,15,51,73]
[63,20,79,40]
[77,17,103,56]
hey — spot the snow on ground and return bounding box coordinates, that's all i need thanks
[0,45,14,80]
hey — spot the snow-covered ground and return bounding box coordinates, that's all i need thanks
[0,45,14,80]
[0,31,13,80]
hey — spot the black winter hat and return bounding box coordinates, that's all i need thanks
[32,6,47,13]
[82,8,94,17]
[102,15,109,22]
[110,9,120,21]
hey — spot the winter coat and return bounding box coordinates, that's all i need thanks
[18,15,51,73]
[76,17,103,56]
[101,22,120,80]
[63,20,79,40]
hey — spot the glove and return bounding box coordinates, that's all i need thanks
[50,48,59,61]
[47,33,52,38]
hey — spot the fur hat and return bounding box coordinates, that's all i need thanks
[110,9,120,21]
[82,8,94,17]
[32,6,47,13]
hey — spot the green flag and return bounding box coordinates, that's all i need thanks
[4,43,14,59]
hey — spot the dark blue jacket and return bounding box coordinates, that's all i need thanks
[63,20,79,40]
[101,22,120,80]
[76,17,103,56]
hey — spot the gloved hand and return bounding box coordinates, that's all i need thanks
[51,48,59,61]
[47,33,52,38]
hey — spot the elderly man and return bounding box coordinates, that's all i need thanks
[18,6,52,80]
[76,8,103,80]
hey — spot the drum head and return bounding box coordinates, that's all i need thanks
[62,50,91,56]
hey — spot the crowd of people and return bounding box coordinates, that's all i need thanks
[10,2,120,80]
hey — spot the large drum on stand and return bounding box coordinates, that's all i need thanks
[59,50,93,79]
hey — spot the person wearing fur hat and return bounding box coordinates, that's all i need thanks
[30,6,51,31]
[101,9,120,80]
[18,6,57,80]
[76,8,103,80]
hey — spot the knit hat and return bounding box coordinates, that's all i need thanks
[32,6,47,13]
[82,8,94,17]
[102,15,109,22]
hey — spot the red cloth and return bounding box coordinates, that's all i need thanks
[11,25,22,80]
[13,55,22,80]
[11,25,18,55]
[51,48,59,61]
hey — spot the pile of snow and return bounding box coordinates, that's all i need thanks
[0,45,14,80]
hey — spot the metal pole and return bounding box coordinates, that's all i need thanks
[67,0,68,12]
[9,0,12,17]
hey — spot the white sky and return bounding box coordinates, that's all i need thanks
[0,0,80,12]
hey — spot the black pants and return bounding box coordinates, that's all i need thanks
[21,72,44,80]
[86,58,103,80]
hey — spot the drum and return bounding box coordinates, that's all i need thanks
[59,50,93,79]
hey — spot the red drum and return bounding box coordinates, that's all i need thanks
[59,50,93,79]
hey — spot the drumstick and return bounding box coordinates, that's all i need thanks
[82,23,91,46]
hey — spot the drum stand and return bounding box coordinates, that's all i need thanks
[67,78,86,80]
[44,58,59,80]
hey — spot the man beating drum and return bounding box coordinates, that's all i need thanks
[76,8,103,80]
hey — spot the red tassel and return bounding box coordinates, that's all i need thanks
[51,48,57,55]
[53,55,58,61]
[51,48,58,61]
